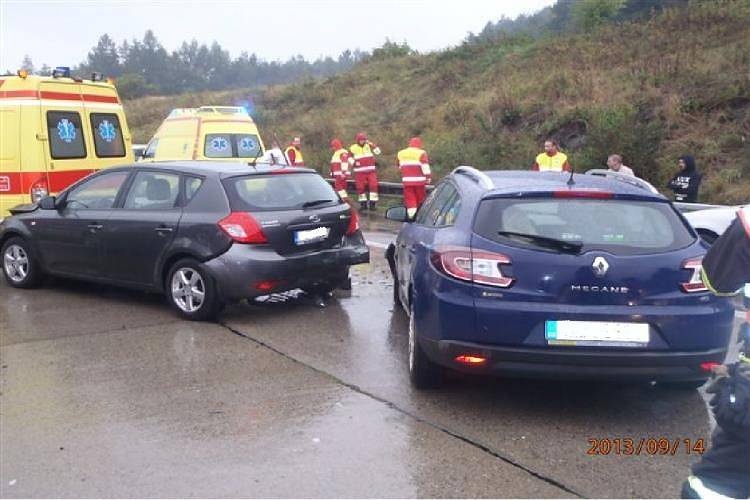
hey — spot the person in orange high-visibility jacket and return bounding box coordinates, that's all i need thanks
[531,139,571,172]
[284,137,305,166]
[329,138,351,200]
[349,132,381,211]
[397,137,431,219]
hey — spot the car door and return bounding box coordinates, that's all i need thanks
[99,170,183,286]
[396,183,457,302]
[34,170,131,277]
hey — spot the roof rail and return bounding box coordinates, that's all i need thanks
[452,166,494,190]
[584,169,659,194]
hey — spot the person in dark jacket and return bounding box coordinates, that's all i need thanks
[668,155,702,202]
[681,206,750,499]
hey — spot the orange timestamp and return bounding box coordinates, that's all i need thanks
[587,437,706,456]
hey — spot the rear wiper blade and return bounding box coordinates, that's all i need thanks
[497,231,583,253]
[302,199,334,208]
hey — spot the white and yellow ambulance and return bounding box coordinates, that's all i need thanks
[142,106,264,162]
[0,67,133,216]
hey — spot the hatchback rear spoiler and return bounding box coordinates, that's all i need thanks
[585,169,659,194]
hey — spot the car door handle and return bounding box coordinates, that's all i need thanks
[87,223,103,231]
[154,226,174,234]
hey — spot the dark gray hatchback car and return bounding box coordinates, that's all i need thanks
[0,162,369,320]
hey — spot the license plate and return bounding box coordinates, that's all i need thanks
[294,227,329,245]
[545,320,649,347]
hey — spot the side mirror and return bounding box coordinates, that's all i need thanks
[385,206,409,222]
[38,196,57,210]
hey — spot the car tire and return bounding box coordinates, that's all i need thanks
[2,237,43,289]
[166,258,221,321]
[408,301,443,389]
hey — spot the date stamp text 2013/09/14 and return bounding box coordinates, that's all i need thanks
[587,438,706,456]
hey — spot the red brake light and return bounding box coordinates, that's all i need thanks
[681,257,708,293]
[431,246,514,288]
[700,362,719,372]
[455,354,487,365]
[346,210,359,235]
[30,177,49,203]
[218,212,267,244]
[554,190,613,199]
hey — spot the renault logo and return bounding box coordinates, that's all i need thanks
[592,256,609,277]
[308,214,321,223]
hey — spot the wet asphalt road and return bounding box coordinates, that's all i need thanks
[0,214,744,498]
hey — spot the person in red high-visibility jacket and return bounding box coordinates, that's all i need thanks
[329,138,351,201]
[284,137,305,166]
[397,137,431,219]
[348,132,381,211]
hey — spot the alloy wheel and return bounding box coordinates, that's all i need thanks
[171,267,206,313]
[3,244,29,283]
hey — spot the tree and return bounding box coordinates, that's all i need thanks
[571,0,627,32]
[84,34,121,76]
[20,55,34,73]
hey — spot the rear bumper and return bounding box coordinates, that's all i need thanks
[204,232,370,300]
[420,338,727,382]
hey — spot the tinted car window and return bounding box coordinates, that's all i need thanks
[236,134,262,158]
[184,176,204,203]
[473,198,695,255]
[223,173,339,212]
[66,171,129,209]
[415,184,445,225]
[419,183,457,227]
[205,134,233,158]
[47,111,86,159]
[123,171,180,210]
[436,191,461,227]
[90,113,126,158]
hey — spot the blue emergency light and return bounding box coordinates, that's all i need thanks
[52,67,71,79]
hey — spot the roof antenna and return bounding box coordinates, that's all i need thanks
[566,163,575,186]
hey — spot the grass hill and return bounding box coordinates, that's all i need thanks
[125,0,750,204]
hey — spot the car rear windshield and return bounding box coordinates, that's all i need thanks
[473,197,695,255]
[223,173,340,212]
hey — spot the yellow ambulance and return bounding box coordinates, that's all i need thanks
[142,106,264,162]
[0,67,133,216]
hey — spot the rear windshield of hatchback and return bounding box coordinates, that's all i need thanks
[223,173,340,212]
[473,198,695,255]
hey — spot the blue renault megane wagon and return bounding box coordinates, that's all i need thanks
[385,168,735,389]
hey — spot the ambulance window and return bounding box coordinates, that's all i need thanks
[236,134,262,158]
[47,111,86,159]
[90,113,126,158]
[205,134,233,158]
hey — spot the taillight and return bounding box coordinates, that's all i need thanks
[30,178,49,203]
[346,210,359,235]
[681,257,708,293]
[554,190,613,199]
[431,246,514,288]
[218,212,268,244]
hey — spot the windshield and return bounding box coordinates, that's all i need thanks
[222,173,340,212]
[473,198,695,255]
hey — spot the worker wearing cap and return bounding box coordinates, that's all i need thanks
[397,137,431,219]
[531,138,571,172]
[681,205,750,499]
[284,137,305,167]
[349,132,381,211]
[329,139,351,200]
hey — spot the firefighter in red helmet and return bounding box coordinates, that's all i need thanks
[396,137,431,219]
[348,132,381,211]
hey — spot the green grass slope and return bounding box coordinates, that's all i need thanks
[125,0,750,204]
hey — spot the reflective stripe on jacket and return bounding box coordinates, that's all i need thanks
[349,143,379,173]
[397,146,431,186]
[330,149,350,177]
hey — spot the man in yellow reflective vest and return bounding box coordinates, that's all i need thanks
[284,137,304,167]
[329,138,351,201]
[349,132,381,211]
[531,139,571,172]
[681,205,750,499]
[397,137,431,219]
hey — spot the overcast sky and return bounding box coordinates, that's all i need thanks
[1,0,555,71]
